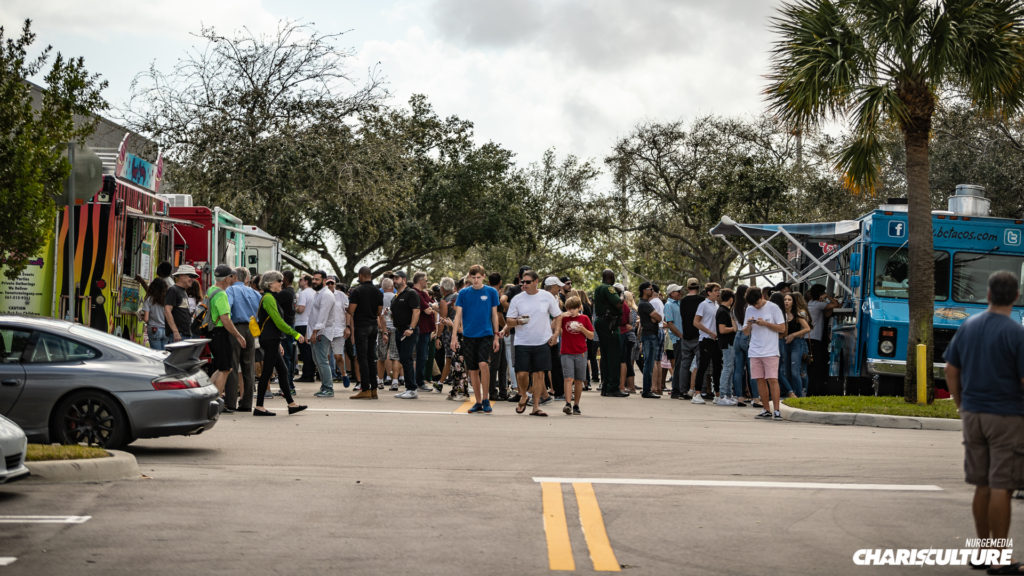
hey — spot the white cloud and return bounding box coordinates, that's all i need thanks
[0,0,279,43]
[358,0,781,172]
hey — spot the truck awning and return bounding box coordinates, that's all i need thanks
[126,212,204,228]
[710,219,862,242]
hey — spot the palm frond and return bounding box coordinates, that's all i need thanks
[836,130,885,195]
[765,0,871,128]
[941,0,1024,116]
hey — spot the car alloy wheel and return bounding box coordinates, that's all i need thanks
[53,391,128,449]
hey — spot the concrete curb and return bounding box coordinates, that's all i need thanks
[25,450,140,483]
[780,402,962,431]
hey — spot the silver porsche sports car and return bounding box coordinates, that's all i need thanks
[0,414,29,483]
[0,316,223,449]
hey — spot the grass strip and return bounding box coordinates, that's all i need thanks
[26,444,110,462]
[784,396,959,419]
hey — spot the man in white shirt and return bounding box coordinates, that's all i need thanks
[506,270,563,416]
[294,275,317,382]
[307,271,337,397]
[691,283,722,404]
[327,277,352,387]
[743,286,786,420]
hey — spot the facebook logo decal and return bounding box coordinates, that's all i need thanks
[888,221,906,238]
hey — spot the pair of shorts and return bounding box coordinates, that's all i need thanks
[560,352,587,381]
[749,356,780,380]
[961,411,1024,490]
[376,329,399,360]
[462,335,493,368]
[209,328,234,371]
[515,344,550,373]
[331,336,346,355]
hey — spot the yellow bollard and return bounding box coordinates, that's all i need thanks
[916,343,927,405]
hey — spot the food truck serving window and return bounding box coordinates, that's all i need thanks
[873,247,949,300]
[953,252,1024,306]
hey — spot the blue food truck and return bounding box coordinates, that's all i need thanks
[711,185,1024,395]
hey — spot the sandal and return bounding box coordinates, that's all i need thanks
[530,410,548,417]
[516,401,527,414]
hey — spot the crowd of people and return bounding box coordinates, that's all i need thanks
[139,262,843,419]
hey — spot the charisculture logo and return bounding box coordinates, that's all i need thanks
[853,539,1013,567]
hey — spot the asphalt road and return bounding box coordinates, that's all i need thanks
[0,384,1015,575]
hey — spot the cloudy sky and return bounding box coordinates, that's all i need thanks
[2,0,784,173]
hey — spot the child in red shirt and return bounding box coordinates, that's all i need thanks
[559,295,594,415]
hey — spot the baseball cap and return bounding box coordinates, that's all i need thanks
[173,264,199,278]
[613,283,625,293]
[543,276,564,287]
[326,275,337,284]
[393,270,408,279]
[559,276,571,284]
[666,283,683,294]
[686,277,700,289]
[214,264,235,279]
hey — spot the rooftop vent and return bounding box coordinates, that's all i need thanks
[879,197,908,212]
[948,184,989,217]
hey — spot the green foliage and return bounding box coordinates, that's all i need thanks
[0,20,106,279]
[127,21,383,243]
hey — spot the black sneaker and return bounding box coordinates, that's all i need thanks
[701,392,714,400]
[572,405,581,415]
[563,403,572,415]
[508,393,521,403]
[681,392,693,400]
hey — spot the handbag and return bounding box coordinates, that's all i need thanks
[249,316,261,338]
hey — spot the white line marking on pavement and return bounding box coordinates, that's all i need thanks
[531,478,942,492]
[0,515,92,524]
[308,408,463,416]
[0,558,15,566]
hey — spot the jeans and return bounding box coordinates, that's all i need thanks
[504,334,516,389]
[148,326,167,350]
[257,337,295,407]
[696,338,723,395]
[595,318,620,394]
[228,323,256,410]
[398,331,419,391]
[280,335,296,384]
[720,344,735,396]
[296,325,314,380]
[354,324,377,389]
[641,333,660,395]
[672,339,698,396]
[788,337,808,397]
[777,337,793,395]
[311,335,333,391]
[416,331,432,387]
[732,331,757,399]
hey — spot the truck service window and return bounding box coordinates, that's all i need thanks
[952,252,1024,306]
[873,247,949,300]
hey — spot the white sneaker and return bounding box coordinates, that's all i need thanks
[712,396,731,406]
[396,389,418,399]
[691,394,706,405]
[389,380,400,391]
[723,397,739,406]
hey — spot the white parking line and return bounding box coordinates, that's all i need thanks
[307,408,463,416]
[0,515,92,524]
[0,558,15,566]
[531,478,942,492]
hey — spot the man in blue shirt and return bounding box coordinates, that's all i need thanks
[225,267,262,411]
[452,264,501,413]
[945,270,1024,572]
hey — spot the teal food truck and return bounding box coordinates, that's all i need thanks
[711,185,1024,395]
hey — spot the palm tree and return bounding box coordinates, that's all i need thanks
[766,0,1024,402]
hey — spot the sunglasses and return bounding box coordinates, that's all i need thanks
[521,280,534,285]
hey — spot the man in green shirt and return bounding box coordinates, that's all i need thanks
[594,269,626,397]
[208,265,247,410]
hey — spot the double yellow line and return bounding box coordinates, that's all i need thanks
[541,482,620,572]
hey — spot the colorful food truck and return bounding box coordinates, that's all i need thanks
[0,134,200,342]
[711,185,1024,395]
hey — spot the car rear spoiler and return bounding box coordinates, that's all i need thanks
[163,339,210,374]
